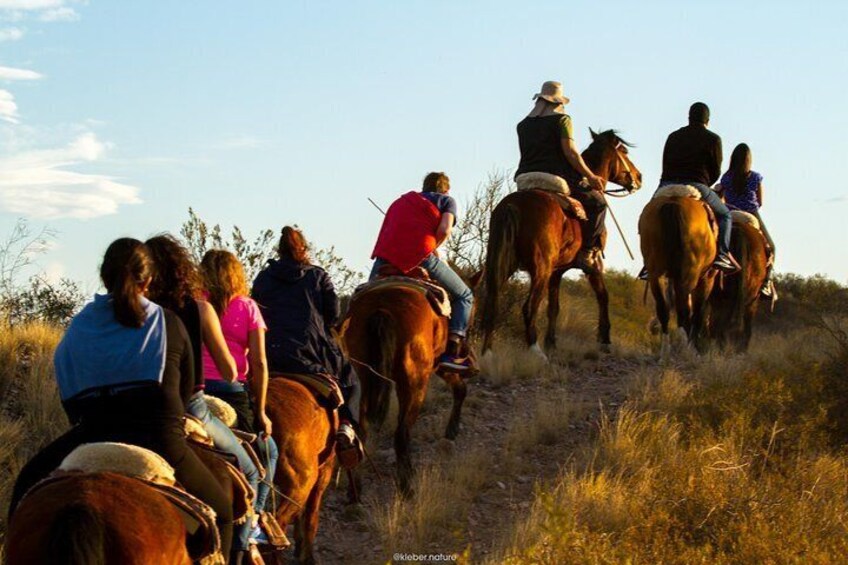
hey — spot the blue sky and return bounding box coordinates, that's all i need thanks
[1,0,846,290]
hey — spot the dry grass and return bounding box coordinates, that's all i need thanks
[0,322,66,543]
[489,314,848,564]
[369,447,489,559]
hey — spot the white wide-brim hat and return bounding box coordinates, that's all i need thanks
[533,80,570,105]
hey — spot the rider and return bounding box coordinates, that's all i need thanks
[369,172,477,374]
[145,234,261,564]
[199,249,282,547]
[514,80,606,271]
[717,143,777,298]
[658,102,738,273]
[252,226,364,464]
[7,239,234,560]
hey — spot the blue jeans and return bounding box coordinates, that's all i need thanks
[370,254,473,336]
[659,181,732,257]
[187,392,259,551]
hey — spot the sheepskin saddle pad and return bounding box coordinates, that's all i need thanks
[352,276,451,319]
[652,184,702,200]
[204,394,238,427]
[730,210,761,230]
[56,442,222,561]
[515,172,588,221]
[60,442,176,486]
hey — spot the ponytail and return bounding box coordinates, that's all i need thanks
[100,238,153,328]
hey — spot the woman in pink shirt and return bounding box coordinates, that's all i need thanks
[200,249,279,543]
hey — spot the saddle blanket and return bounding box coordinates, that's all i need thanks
[352,276,451,318]
[515,172,588,221]
[730,209,760,230]
[652,184,702,200]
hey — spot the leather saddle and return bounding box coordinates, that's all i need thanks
[352,272,451,319]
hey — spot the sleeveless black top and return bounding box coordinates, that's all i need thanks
[515,114,581,186]
[173,297,204,391]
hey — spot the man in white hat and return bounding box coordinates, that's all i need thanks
[514,80,606,270]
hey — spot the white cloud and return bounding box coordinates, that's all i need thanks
[0,89,19,122]
[0,132,142,219]
[38,5,76,21]
[0,1,63,9]
[0,26,23,40]
[0,65,43,80]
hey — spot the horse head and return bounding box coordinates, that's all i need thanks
[588,129,642,194]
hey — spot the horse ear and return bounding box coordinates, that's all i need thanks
[589,128,598,140]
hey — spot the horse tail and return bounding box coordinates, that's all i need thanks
[366,308,395,429]
[47,503,106,565]
[481,202,519,345]
[659,201,684,280]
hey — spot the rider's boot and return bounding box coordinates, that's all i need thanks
[336,420,364,469]
[712,252,741,274]
[437,334,479,376]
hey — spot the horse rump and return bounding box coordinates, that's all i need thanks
[46,503,107,565]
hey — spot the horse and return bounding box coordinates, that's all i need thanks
[265,377,336,565]
[339,281,471,496]
[708,216,768,352]
[639,189,718,358]
[5,472,191,565]
[480,129,642,358]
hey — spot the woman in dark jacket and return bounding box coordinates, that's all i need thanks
[252,226,362,459]
[8,238,234,559]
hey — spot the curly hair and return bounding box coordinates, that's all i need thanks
[200,249,249,316]
[144,234,201,310]
[278,226,311,265]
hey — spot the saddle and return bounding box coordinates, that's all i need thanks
[352,274,451,318]
[515,171,587,221]
[269,372,344,410]
[651,184,718,237]
[54,442,223,563]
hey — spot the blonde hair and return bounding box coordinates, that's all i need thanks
[200,249,249,316]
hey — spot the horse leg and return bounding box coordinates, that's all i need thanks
[673,279,692,346]
[586,270,612,350]
[544,270,566,350]
[441,372,467,440]
[690,276,715,353]
[294,462,334,565]
[650,278,671,362]
[741,307,754,352]
[523,273,549,357]
[394,380,424,497]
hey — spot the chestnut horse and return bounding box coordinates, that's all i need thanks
[708,219,768,352]
[340,284,467,495]
[265,377,336,565]
[5,473,191,565]
[480,130,642,357]
[639,193,717,358]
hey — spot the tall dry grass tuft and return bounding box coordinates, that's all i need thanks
[370,448,488,559]
[490,312,848,563]
[0,322,66,542]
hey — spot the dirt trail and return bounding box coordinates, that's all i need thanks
[300,352,647,564]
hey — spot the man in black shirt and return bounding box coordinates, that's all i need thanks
[658,102,738,273]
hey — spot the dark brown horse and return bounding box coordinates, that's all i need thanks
[708,217,768,352]
[480,130,642,358]
[639,191,717,359]
[340,283,468,496]
[5,473,191,565]
[265,377,336,565]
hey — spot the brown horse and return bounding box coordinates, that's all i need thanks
[339,283,468,496]
[480,130,642,357]
[265,377,336,565]
[639,192,717,358]
[5,473,191,565]
[708,218,768,352]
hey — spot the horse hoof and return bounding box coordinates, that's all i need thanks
[599,343,612,355]
[529,343,549,362]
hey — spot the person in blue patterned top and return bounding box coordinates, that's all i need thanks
[718,143,776,298]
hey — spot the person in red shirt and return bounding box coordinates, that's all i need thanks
[370,172,476,374]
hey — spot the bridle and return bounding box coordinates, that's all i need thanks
[604,141,639,197]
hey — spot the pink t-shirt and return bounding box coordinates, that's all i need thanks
[202,296,267,383]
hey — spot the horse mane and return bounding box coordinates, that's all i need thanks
[589,128,634,148]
